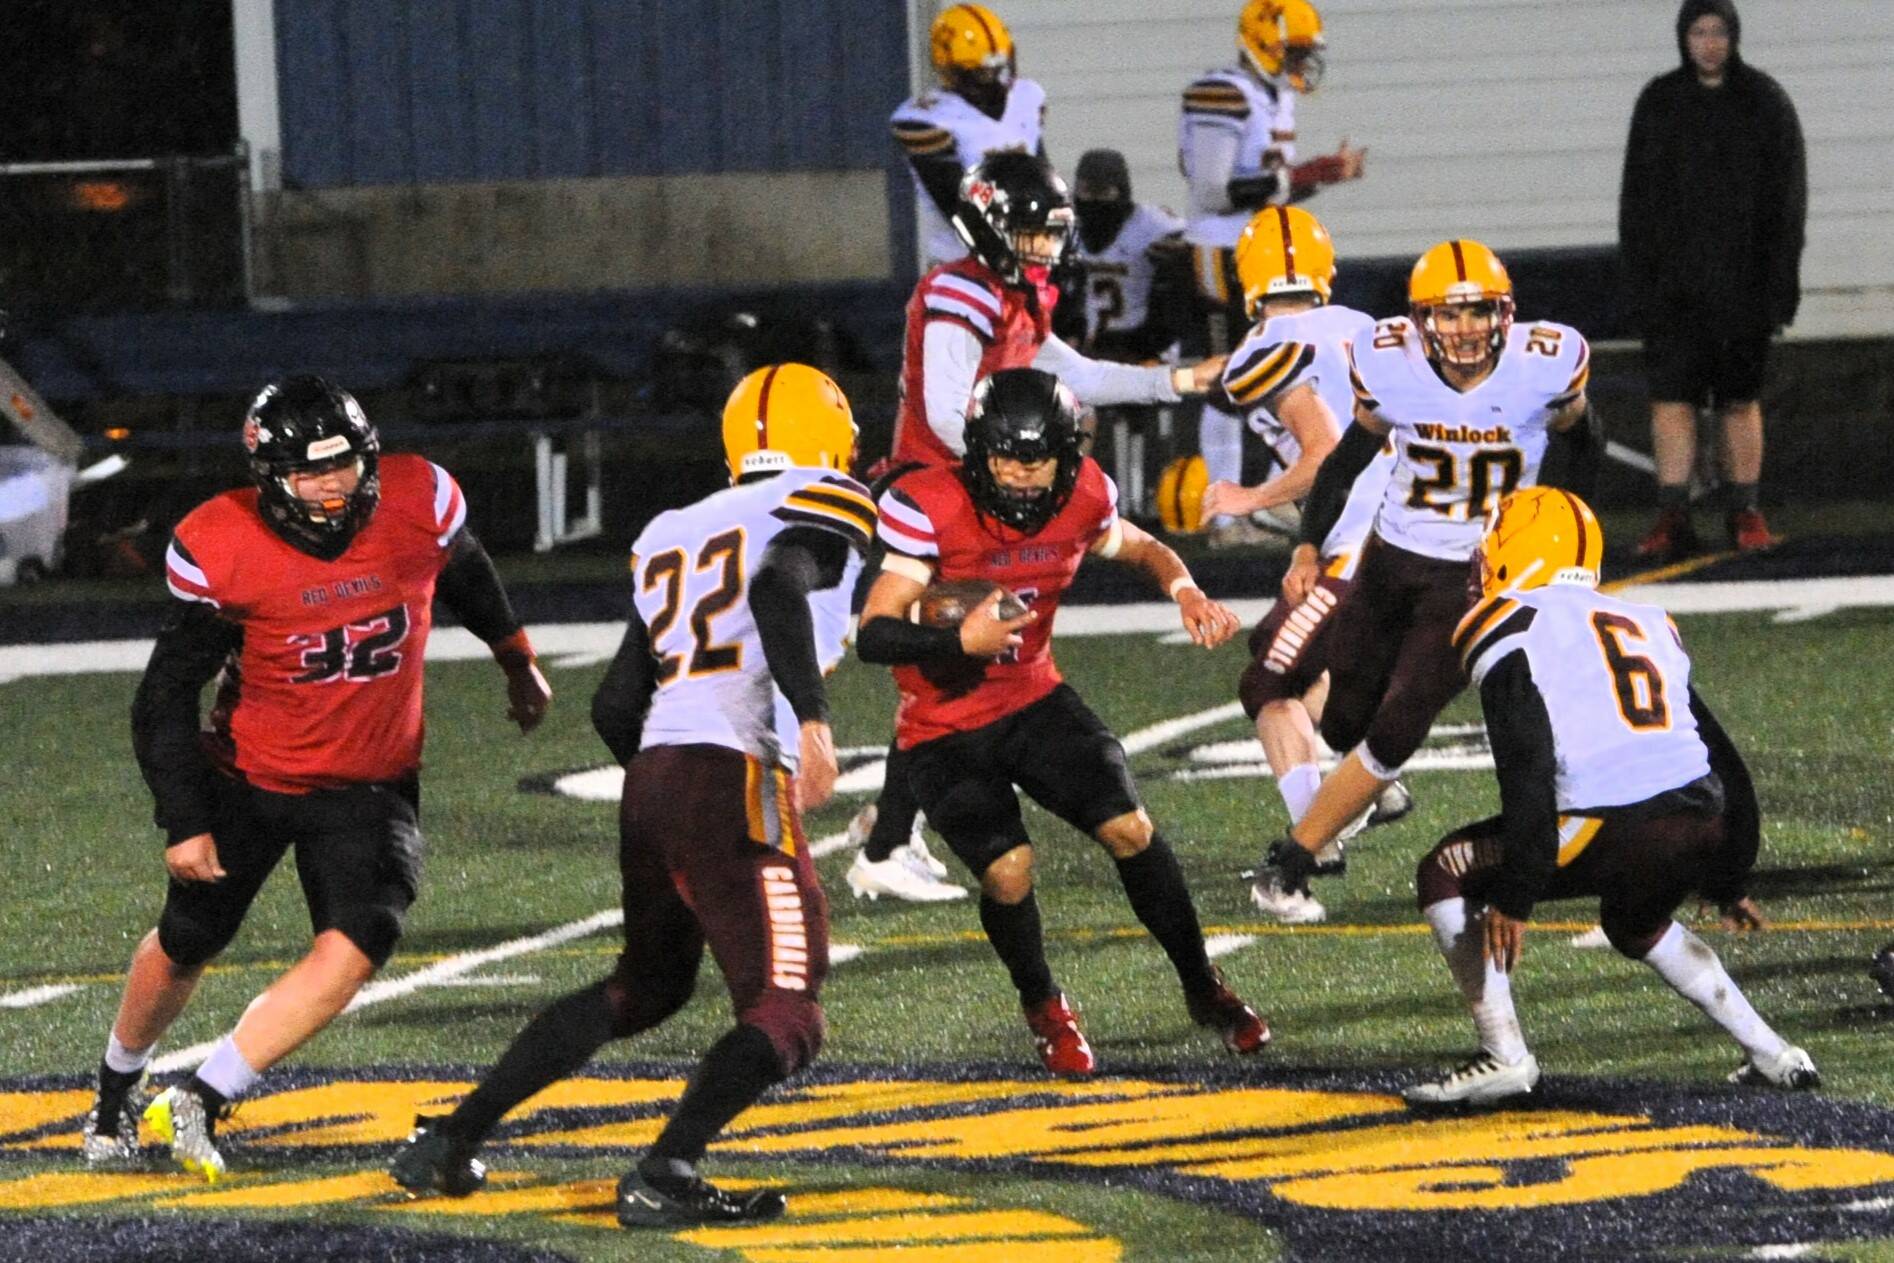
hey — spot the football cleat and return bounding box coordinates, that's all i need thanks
[81,1076,150,1167]
[1634,506,1700,562]
[1727,508,1781,553]
[902,832,953,882]
[1368,779,1415,828]
[144,1086,227,1183]
[1728,1045,1820,1091]
[1872,943,1894,1002]
[1186,969,1271,1054]
[389,1115,487,1198]
[845,850,967,903]
[1251,870,1326,923]
[617,1160,787,1228]
[1404,1051,1541,1107]
[1024,992,1097,1078]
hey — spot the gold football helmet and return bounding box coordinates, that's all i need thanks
[1236,0,1326,92]
[931,5,1015,93]
[1235,205,1336,318]
[1409,238,1514,372]
[1478,487,1603,598]
[1157,454,1209,535]
[721,363,857,481]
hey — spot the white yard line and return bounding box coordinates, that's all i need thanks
[0,983,84,1009]
[1203,935,1254,960]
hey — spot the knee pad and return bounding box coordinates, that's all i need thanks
[604,965,698,1039]
[329,904,406,970]
[156,907,238,970]
[740,993,824,1076]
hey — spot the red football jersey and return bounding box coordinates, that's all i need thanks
[163,453,467,793]
[891,257,1059,469]
[877,458,1118,747]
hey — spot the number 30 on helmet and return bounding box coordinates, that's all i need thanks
[721,363,858,482]
[1478,486,1603,600]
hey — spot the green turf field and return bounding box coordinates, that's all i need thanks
[2,579,1892,1261]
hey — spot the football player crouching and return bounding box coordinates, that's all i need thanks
[857,367,1267,1077]
[1403,487,1817,1106]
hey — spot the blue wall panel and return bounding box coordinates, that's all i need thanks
[277,0,911,187]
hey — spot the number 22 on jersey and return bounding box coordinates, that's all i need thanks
[641,528,746,684]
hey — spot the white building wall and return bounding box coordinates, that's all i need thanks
[916,0,1894,338]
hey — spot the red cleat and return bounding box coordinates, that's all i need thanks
[1727,508,1780,553]
[1187,969,1272,1054]
[1024,992,1096,1077]
[1634,507,1700,562]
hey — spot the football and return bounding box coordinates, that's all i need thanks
[913,579,1029,629]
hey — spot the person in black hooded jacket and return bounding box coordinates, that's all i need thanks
[1618,0,1806,561]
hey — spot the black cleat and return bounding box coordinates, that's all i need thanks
[616,1160,787,1228]
[390,1115,487,1198]
[1368,779,1414,828]
[1871,943,1894,1002]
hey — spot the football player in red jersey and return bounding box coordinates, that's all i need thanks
[82,377,551,1181]
[857,368,1266,1076]
[853,150,1226,902]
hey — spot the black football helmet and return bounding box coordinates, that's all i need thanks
[243,374,381,558]
[961,368,1084,533]
[951,152,1075,286]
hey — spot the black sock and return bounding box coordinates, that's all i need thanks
[1658,484,1691,513]
[979,891,1056,1007]
[1115,834,1217,996]
[1726,482,1760,513]
[645,1024,785,1169]
[447,980,621,1144]
[863,740,920,863]
[97,1061,142,1099]
[186,1074,229,1116]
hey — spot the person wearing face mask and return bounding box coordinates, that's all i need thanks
[1620,0,1806,561]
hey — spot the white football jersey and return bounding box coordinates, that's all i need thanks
[1461,583,1709,812]
[891,79,1048,266]
[1178,68,1296,250]
[1223,303,1390,575]
[629,468,871,769]
[1072,203,1187,346]
[1351,317,1590,561]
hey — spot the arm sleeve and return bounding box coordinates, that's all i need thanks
[908,152,966,221]
[434,528,524,646]
[750,527,852,725]
[1478,651,1562,920]
[1297,421,1384,548]
[590,610,657,766]
[1538,402,1603,500]
[1033,333,1182,406]
[1182,125,1241,215]
[856,614,966,666]
[130,602,243,845]
[921,319,986,457]
[1690,686,1760,904]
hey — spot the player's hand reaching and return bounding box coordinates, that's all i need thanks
[1718,897,1767,932]
[166,832,226,884]
[795,720,838,811]
[960,589,1035,659]
[1281,543,1322,606]
[1172,356,1229,397]
[1200,480,1261,527]
[1177,586,1241,648]
[501,655,553,733]
[1483,907,1526,973]
[1334,136,1368,182]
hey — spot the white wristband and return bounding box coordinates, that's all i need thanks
[1169,575,1199,600]
[1171,365,1195,395]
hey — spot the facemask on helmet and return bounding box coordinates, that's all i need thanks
[951,152,1075,288]
[960,368,1085,533]
[243,374,381,559]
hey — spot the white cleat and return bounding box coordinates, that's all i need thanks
[1368,779,1414,828]
[1404,1051,1541,1107]
[144,1086,227,1183]
[81,1077,150,1167]
[846,850,967,903]
[901,832,952,881]
[1729,1045,1820,1090]
[1250,870,1326,924]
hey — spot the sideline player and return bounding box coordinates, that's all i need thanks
[850,150,1225,904]
[391,365,870,1226]
[1179,0,1365,544]
[1404,487,1817,1104]
[1254,238,1601,910]
[1193,206,1402,923]
[86,376,551,1180]
[892,4,1047,267]
[857,367,1267,1076]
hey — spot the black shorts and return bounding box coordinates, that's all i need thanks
[157,773,424,967]
[904,684,1142,875]
[1644,325,1770,409]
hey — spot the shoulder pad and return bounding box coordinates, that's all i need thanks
[1224,332,1315,408]
[1453,593,1540,679]
[1183,76,1251,119]
[773,473,878,554]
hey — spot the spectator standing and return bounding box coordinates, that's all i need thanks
[1620,0,1806,560]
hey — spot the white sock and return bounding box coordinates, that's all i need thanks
[1277,763,1322,824]
[1199,405,1244,526]
[194,1035,262,1102]
[103,1033,152,1076]
[1639,920,1787,1063]
[1424,898,1529,1064]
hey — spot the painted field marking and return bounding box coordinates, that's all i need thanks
[1203,935,1255,960]
[0,984,83,1009]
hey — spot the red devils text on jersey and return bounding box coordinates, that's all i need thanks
[163,453,466,792]
[892,257,1059,469]
[877,458,1117,747]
